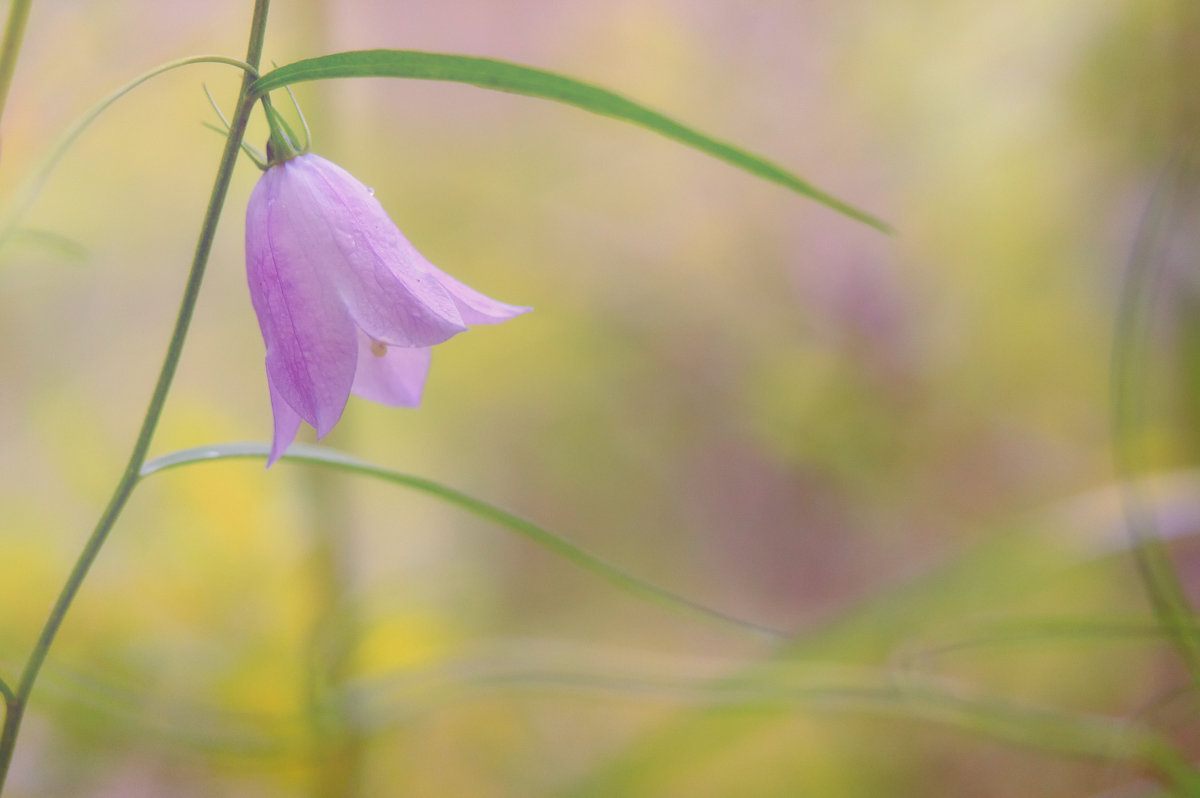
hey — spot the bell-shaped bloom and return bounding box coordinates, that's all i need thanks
[245,152,529,466]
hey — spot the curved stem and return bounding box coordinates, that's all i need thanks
[0,0,271,791]
[0,54,258,252]
[0,0,31,138]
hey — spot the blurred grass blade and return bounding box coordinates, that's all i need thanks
[250,50,889,232]
[551,476,1200,795]
[6,228,86,260]
[1111,153,1200,687]
[19,643,1192,787]
[893,615,1196,674]
[0,55,256,255]
[141,442,786,640]
[339,654,1166,764]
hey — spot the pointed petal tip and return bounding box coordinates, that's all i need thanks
[266,438,291,468]
[473,302,532,326]
[462,301,532,327]
[267,373,304,470]
[265,438,289,468]
[313,413,341,440]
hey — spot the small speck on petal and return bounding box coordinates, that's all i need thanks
[351,329,431,407]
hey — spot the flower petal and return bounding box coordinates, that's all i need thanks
[286,154,469,347]
[246,166,358,437]
[266,373,303,467]
[351,330,431,407]
[429,267,533,325]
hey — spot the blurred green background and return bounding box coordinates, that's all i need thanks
[2,0,1200,795]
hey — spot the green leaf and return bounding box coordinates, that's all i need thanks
[141,442,785,641]
[250,50,889,232]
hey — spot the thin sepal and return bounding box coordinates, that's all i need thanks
[261,95,305,166]
[202,82,232,131]
[202,121,267,169]
[282,83,311,151]
[268,59,312,151]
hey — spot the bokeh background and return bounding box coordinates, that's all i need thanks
[2,0,1200,795]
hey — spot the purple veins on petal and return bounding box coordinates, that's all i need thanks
[246,166,358,438]
[245,152,530,468]
[284,155,471,347]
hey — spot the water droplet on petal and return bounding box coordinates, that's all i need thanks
[370,339,388,358]
[367,187,375,196]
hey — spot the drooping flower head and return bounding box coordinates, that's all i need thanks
[245,117,528,466]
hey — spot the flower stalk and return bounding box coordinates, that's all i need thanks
[0,0,272,790]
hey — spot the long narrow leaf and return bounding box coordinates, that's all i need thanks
[141,442,785,641]
[250,50,889,232]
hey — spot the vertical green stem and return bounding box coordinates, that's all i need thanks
[0,0,271,790]
[0,0,31,139]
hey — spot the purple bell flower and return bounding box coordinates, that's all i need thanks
[245,152,529,466]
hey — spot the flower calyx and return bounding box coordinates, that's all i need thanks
[262,94,308,168]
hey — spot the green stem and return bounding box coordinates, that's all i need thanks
[0,0,31,137]
[0,0,271,790]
